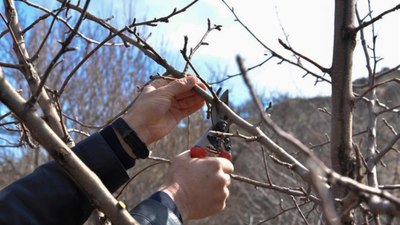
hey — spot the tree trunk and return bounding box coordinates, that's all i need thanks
[331,0,357,223]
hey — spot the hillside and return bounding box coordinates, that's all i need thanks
[192,69,400,224]
[1,70,399,224]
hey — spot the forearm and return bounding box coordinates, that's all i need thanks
[0,127,183,225]
[0,132,130,225]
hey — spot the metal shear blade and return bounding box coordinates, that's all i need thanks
[191,89,232,160]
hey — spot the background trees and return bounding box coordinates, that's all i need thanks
[1,0,399,224]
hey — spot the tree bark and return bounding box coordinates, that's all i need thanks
[0,68,139,225]
[3,0,72,145]
[331,0,357,223]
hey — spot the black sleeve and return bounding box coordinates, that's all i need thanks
[0,133,130,225]
[0,132,183,225]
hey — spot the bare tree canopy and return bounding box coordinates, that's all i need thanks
[1,1,400,224]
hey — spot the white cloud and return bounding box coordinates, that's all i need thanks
[84,0,400,102]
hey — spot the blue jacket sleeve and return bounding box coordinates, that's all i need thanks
[0,132,182,225]
[131,198,182,225]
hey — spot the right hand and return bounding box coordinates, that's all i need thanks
[159,150,234,221]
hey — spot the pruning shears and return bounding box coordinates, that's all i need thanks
[190,89,232,161]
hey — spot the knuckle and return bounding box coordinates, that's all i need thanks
[205,158,222,171]
[215,175,226,187]
[223,186,230,199]
[214,172,231,190]
[216,188,229,208]
[175,78,187,86]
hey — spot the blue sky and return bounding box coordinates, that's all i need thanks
[12,0,400,104]
[1,0,398,148]
[96,0,399,103]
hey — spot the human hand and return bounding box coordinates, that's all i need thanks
[121,75,206,146]
[159,150,234,221]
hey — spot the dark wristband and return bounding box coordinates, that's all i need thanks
[100,125,136,169]
[112,118,149,159]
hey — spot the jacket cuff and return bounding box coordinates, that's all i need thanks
[149,191,183,222]
[131,199,182,225]
[100,125,136,169]
[73,132,130,192]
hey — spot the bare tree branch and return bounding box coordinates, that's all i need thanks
[373,132,400,164]
[354,3,400,33]
[16,0,122,46]
[0,68,139,225]
[3,0,71,145]
[29,0,91,105]
[182,18,222,72]
[221,0,331,84]
[291,196,310,225]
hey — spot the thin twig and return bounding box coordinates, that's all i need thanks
[221,0,331,84]
[126,0,199,28]
[16,0,121,46]
[254,201,312,225]
[182,18,222,72]
[355,78,400,103]
[0,13,29,68]
[278,39,331,74]
[30,0,91,105]
[0,61,23,69]
[291,196,310,225]
[354,4,400,33]
[209,57,272,84]
[261,144,272,184]
[58,27,126,95]
[0,111,12,121]
[208,130,258,142]
[116,162,168,199]
[373,132,400,164]
[30,6,66,62]
[231,174,319,202]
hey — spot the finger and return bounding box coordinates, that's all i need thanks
[176,100,205,119]
[175,89,199,100]
[176,94,205,109]
[160,76,197,97]
[196,81,207,90]
[217,158,234,174]
[222,173,232,186]
[142,79,169,93]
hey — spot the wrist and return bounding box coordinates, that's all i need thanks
[159,183,189,221]
[121,115,151,146]
[112,118,149,159]
[112,127,137,159]
[148,191,183,222]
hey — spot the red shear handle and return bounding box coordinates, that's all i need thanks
[218,151,232,161]
[190,147,231,161]
[190,147,207,158]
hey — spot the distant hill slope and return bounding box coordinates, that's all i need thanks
[197,69,400,225]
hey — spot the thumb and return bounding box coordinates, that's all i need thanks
[160,76,197,97]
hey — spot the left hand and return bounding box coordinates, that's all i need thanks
[122,75,206,146]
